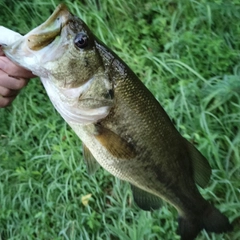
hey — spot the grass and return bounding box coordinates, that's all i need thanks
[0,0,240,239]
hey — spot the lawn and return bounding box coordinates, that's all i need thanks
[0,0,240,239]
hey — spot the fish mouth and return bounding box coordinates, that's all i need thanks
[2,4,72,74]
[26,4,70,51]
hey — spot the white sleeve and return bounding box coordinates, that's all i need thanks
[0,26,22,46]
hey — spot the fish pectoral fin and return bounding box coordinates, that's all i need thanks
[131,184,162,211]
[78,98,113,109]
[94,124,136,160]
[186,140,211,188]
[82,143,100,175]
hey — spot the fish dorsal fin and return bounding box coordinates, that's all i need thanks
[82,143,100,175]
[186,140,211,188]
[131,184,162,211]
[94,124,136,160]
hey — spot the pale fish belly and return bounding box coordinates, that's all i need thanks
[67,122,164,198]
[68,122,137,182]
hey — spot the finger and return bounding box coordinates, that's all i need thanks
[0,71,29,90]
[0,85,19,97]
[0,27,22,58]
[0,56,35,78]
[0,95,15,108]
[0,26,22,46]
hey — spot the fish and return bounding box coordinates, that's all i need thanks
[2,4,233,240]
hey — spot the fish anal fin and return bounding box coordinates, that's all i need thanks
[82,143,100,175]
[186,140,211,188]
[94,124,136,160]
[131,184,162,211]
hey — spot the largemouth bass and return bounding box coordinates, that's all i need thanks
[2,4,232,240]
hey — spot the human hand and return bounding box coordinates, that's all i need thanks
[0,27,35,107]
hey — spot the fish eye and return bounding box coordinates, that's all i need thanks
[74,32,88,49]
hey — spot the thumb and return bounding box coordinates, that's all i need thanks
[0,26,22,47]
